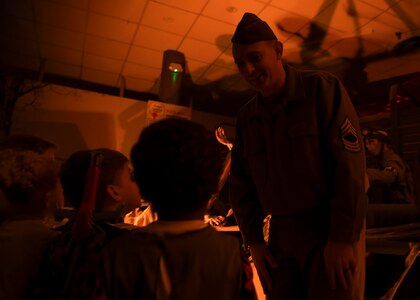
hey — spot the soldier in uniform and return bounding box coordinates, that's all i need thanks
[229,13,368,299]
[364,129,414,204]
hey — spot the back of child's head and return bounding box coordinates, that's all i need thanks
[60,148,129,210]
[131,118,223,219]
[0,134,57,155]
[0,149,58,218]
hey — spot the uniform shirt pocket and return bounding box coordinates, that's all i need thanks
[243,132,267,185]
[287,122,318,138]
[287,122,320,177]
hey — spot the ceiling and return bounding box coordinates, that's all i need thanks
[1,0,419,116]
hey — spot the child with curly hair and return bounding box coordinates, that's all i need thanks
[0,149,59,300]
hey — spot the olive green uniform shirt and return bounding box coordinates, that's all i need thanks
[230,65,368,246]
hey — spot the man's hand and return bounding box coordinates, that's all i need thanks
[324,240,356,290]
[249,243,278,292]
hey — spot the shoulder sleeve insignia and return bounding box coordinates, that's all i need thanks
[340,116,360,152]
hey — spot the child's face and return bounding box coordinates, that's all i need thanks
[114,163,141,209]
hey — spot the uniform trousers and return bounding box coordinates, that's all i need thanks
[266,207,365,300]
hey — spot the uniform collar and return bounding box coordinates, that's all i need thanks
[282,64,306,102]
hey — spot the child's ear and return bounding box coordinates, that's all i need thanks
[107,185,122,202]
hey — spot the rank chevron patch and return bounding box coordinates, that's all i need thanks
[340,116,360,152]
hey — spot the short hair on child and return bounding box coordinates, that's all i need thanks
[0,149,58,206]
[131,118,223,219]
[59,148,128,210]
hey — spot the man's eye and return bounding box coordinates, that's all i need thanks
[249,54,262,63]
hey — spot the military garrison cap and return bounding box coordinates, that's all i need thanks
[362,128,391,143]
[232,12,277,44]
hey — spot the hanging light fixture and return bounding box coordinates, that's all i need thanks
[158,50,186,105]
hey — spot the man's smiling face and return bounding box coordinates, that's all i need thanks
[233,40,284,97]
